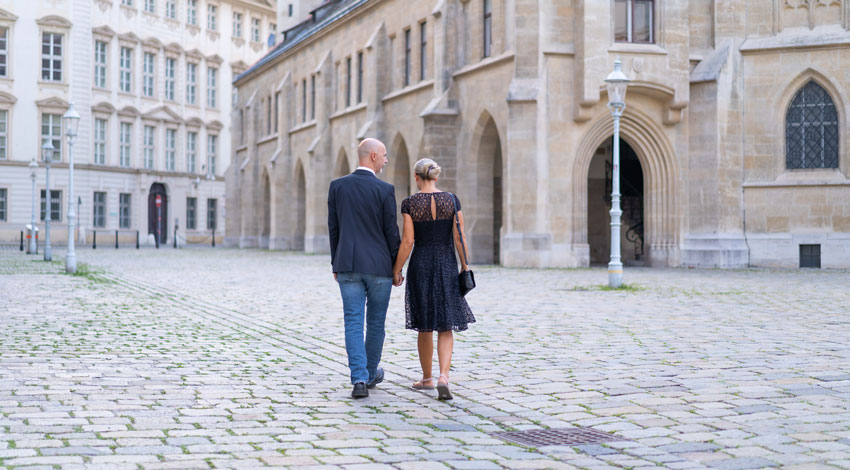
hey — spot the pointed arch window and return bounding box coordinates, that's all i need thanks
[786,81,839,169]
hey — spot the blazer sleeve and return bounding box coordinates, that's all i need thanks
[327,181,339,267]
[383,186,401,263]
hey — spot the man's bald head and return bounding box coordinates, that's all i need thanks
[357,138,387,174]
[357,138,384,162]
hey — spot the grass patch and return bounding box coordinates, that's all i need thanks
[565,283,643,292]
[70,262,112,284]
[598,283,642,291]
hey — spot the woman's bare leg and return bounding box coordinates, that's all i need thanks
[437,331,454,384]
[417,331,434,382]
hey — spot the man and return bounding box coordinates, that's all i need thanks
[328,138,401,398]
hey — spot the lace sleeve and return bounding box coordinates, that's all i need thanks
[401,197,410,215]
[453,194,461,211]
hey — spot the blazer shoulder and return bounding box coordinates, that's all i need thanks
[376,178,395,192]
[331,173,356,188]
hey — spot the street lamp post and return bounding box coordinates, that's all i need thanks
[42,140,55,261]
[28,159,38,254]
[604,59,631,288]
[77,196,82,240]
[206,167,215,247]
[63,103,80,274]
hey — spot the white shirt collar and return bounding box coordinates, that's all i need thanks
[356,166,376,176]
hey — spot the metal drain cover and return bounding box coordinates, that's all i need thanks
[493,427,626,447]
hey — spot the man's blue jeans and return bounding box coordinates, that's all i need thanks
[336,272,392,384]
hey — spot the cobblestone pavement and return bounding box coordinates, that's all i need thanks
[2,248,850,470]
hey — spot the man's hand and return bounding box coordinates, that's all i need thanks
[333,272,338,281]
[393,272,404,287]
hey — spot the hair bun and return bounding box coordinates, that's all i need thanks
[427,163,441,180]
[414,158,441,180]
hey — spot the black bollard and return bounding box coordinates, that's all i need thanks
[135,230,140,249]
[19,231,23,251]
[93,230,97,249]
[115,230,119,249]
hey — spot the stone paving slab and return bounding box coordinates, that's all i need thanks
[1,248,850,469]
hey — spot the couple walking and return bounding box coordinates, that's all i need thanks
[328,138,475,399]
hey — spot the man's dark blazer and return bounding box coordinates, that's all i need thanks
[328,169,401,278]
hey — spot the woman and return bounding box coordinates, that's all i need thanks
[392,158,475,400]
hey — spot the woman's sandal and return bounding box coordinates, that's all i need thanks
[412,377,437,390]
[436,374,453,400]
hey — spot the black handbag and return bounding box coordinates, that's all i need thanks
[451,194,476,296]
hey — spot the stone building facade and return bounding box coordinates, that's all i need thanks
[228,0,850,269]
[0,0,275,247]
[276,0,323,35]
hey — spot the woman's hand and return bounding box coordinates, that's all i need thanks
[393,214,415,285]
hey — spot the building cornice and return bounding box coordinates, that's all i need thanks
[118,105,140,117]
[92,102,116,114]
[740,25,850,54]
[35,96,70,109]
[118,31,141,44]
[231,60,249,76]
[142,37,165,50]
[185,48,203,60]
[329,102,367,121]
[381,80,434,105]
[92,25,116,39]
[743,169,850,188]
[142,105,183,123]
[0,8,18,22]
[0,91,17,104]
[36,15,72,29]
[228,0,275,15]
[451,51,515,80]
[165,42,183,55]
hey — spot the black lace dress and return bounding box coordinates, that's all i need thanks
[401,192,475,332]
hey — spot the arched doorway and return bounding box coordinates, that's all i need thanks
[471,115,503,265]
[148,183,168,245]
[587,138,644,266]
[260,171,271,249]
[294,161,306,250]
[334,149,351,178]
[573,108,680,267]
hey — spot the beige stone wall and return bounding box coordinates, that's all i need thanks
[689,0,714,52]
[736,0,850,267]
[745,186,850,234]
[226,0,850,269]
[230,0,450,253]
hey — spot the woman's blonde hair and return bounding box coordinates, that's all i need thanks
[413,158,441,181]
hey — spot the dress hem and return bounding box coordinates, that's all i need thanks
[405,321,475,333]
